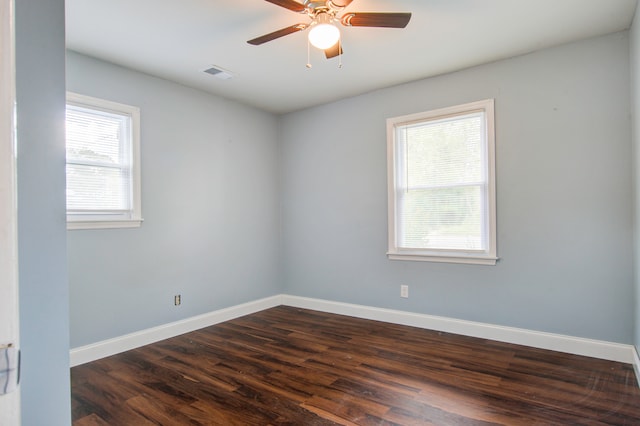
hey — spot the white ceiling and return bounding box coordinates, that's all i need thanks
[66,0,638,114]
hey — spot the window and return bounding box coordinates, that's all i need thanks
[387,99,497,265]
[66,92,142,230]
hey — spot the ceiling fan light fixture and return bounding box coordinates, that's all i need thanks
[308,13,340,50]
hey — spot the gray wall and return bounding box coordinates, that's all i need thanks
[68,32,635,350]
[632,5,640,353]
[15,0,71,424]
[280,32,634,344]
[66,52,281,348]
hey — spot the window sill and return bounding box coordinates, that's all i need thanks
[67,218,143,230]
[387,251,498,265]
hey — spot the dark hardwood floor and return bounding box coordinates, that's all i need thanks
[71,306,640,425]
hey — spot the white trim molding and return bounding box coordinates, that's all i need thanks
[633,346,640,388]
[70,295,282,366]
[281,295,635,364]
[0,0,20,423]
[70,294,636,368]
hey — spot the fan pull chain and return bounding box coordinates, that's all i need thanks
[338,39,343,68]
[306,37,312,69]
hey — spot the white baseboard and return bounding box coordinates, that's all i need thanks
[633,346,640,387]
[70,293,636,367]
[69,295,283,366]
[281,295,635,364]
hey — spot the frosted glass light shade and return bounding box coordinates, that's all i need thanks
[308,23,340,50]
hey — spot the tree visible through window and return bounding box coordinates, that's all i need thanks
[387,99,497,265]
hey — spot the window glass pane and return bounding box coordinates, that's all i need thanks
[66,105,128,165]
[397,112,486,251]
[404,113,483,188]
[66,163,130,211]
[399,185,483,250]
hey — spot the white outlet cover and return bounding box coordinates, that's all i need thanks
[400,285,409,298]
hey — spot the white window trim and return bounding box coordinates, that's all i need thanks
[66,92,142,230]
[386,99,497,265]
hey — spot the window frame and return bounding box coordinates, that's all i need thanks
[386,99,497,265]
[65,92,142,230]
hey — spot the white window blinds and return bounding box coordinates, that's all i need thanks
[66,105,132,213]
[396,112,486,251]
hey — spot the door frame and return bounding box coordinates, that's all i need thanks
[0,0,20,424]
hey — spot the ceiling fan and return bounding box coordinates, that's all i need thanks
[248,0,412,59]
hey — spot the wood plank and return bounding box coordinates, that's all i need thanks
[71,306,640,425]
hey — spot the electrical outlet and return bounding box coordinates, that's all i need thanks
[400,285,409,298]
[174,294,181,306]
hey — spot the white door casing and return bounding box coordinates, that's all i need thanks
[0,0,20,424]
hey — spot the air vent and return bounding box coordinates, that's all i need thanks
[204,66,234,80]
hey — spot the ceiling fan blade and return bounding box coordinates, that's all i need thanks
[263,0,306,13]
[247,24,308,45]
[329,0,354,7]
[341,12,412,28]
[324,42,343,59]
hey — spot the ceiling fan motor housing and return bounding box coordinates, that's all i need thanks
[304,1,345,18]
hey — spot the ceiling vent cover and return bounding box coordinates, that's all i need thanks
[204,66,234,80]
